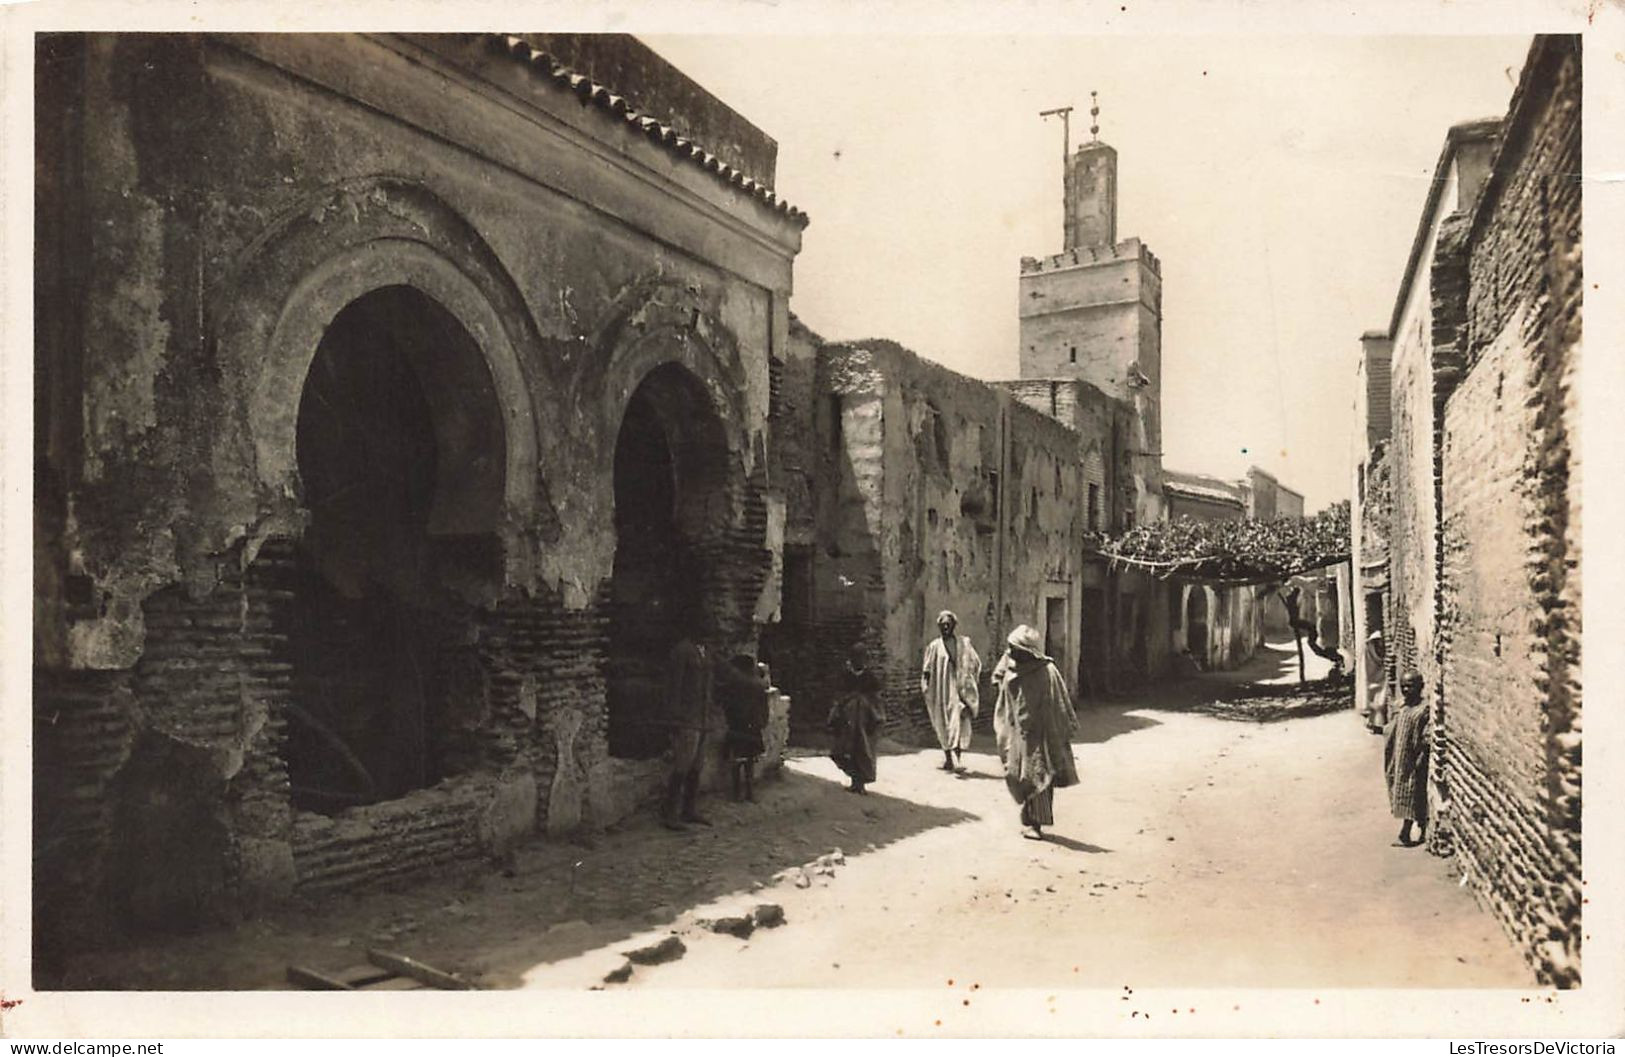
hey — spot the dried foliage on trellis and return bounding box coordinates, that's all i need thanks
[1097,501,1350,585]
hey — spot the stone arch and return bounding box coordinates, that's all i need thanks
[251,239,537,532]
[582,276,746,402]
[587,284,761,754]
[280,283,517,812]
[592,311,749,466]
[214,177,548,543]
[1185,585,1211,665]
[603,358,742,759]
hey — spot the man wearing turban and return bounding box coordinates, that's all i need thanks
[993,624,1079,840]
[920,610,982,771]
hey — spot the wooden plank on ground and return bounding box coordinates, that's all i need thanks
[365,948,476,990]
[287,965,356,990]
[334,963,397,988]
[362,975,429,990]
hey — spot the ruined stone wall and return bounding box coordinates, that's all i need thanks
[33,33,802,954]
[798,341,1083,743]
[1437,36,1581,987]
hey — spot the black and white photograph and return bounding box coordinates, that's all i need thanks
[3,0,1621,1042]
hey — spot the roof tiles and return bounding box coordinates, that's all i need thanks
[489,34,808,228]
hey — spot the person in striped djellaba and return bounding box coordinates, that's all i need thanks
[1384,670,1431,847]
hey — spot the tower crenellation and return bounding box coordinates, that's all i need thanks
[1018,109,1162,461]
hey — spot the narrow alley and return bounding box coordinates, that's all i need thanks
[608,642,1529,991]
[52,641,1528,993]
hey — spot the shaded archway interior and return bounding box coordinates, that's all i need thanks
[285,284,509,813]
[1185,587,1210,660]
[606,362,734,759]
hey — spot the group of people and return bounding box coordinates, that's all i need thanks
[661,608,1428,851]
[659,628,773,831]
[828,610,1082,841]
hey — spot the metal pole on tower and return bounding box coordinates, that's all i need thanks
[1039,105,1074,162]
[1039,105,1075,246]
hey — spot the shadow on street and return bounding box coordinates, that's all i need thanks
[426,765,979,989]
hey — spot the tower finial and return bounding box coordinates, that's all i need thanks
[1090,91,1100,142]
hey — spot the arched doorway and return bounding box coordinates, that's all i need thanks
[1185,587,1210,666]
[606,363,733,759]
[285,285,508,813]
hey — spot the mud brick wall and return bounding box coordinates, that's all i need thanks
[32,668,135,966]
[1437,36,1580,987]
[35,32,803,952]
[1387,301,1435,697]
[32,541,300,963]
[292,779,496,897]
[483,587,608,834]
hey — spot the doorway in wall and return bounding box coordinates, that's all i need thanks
[606,363,733,759]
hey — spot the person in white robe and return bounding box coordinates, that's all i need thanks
[920,610,982,771]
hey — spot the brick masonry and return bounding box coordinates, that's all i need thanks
[32,33,803,961]
[1434,37,1581,987]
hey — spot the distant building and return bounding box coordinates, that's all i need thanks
[1163,470,1248,523]
[1242,466,1304,520]
[1156,469,1269,671]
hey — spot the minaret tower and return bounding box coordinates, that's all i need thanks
[1063,92,1117,251]
[1020,93,1163,461]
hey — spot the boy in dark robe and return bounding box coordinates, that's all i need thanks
[1384,670,1431,847]
[828,653,885,794]
[661,626,715,831]
[720,653,771,802]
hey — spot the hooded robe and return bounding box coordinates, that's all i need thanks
[829,665,884,784]
[993,651,1079,822]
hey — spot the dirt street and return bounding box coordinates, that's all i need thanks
[55,641,1530,993]
[610,643,1529,990]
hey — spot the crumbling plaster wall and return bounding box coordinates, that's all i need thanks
[803,341,1083,742]
[34,32,801,951]
[46,35,790,669]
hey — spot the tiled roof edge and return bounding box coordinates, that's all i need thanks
[487,34,809,229]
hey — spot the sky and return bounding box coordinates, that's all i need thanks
[644,34,1534,512]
